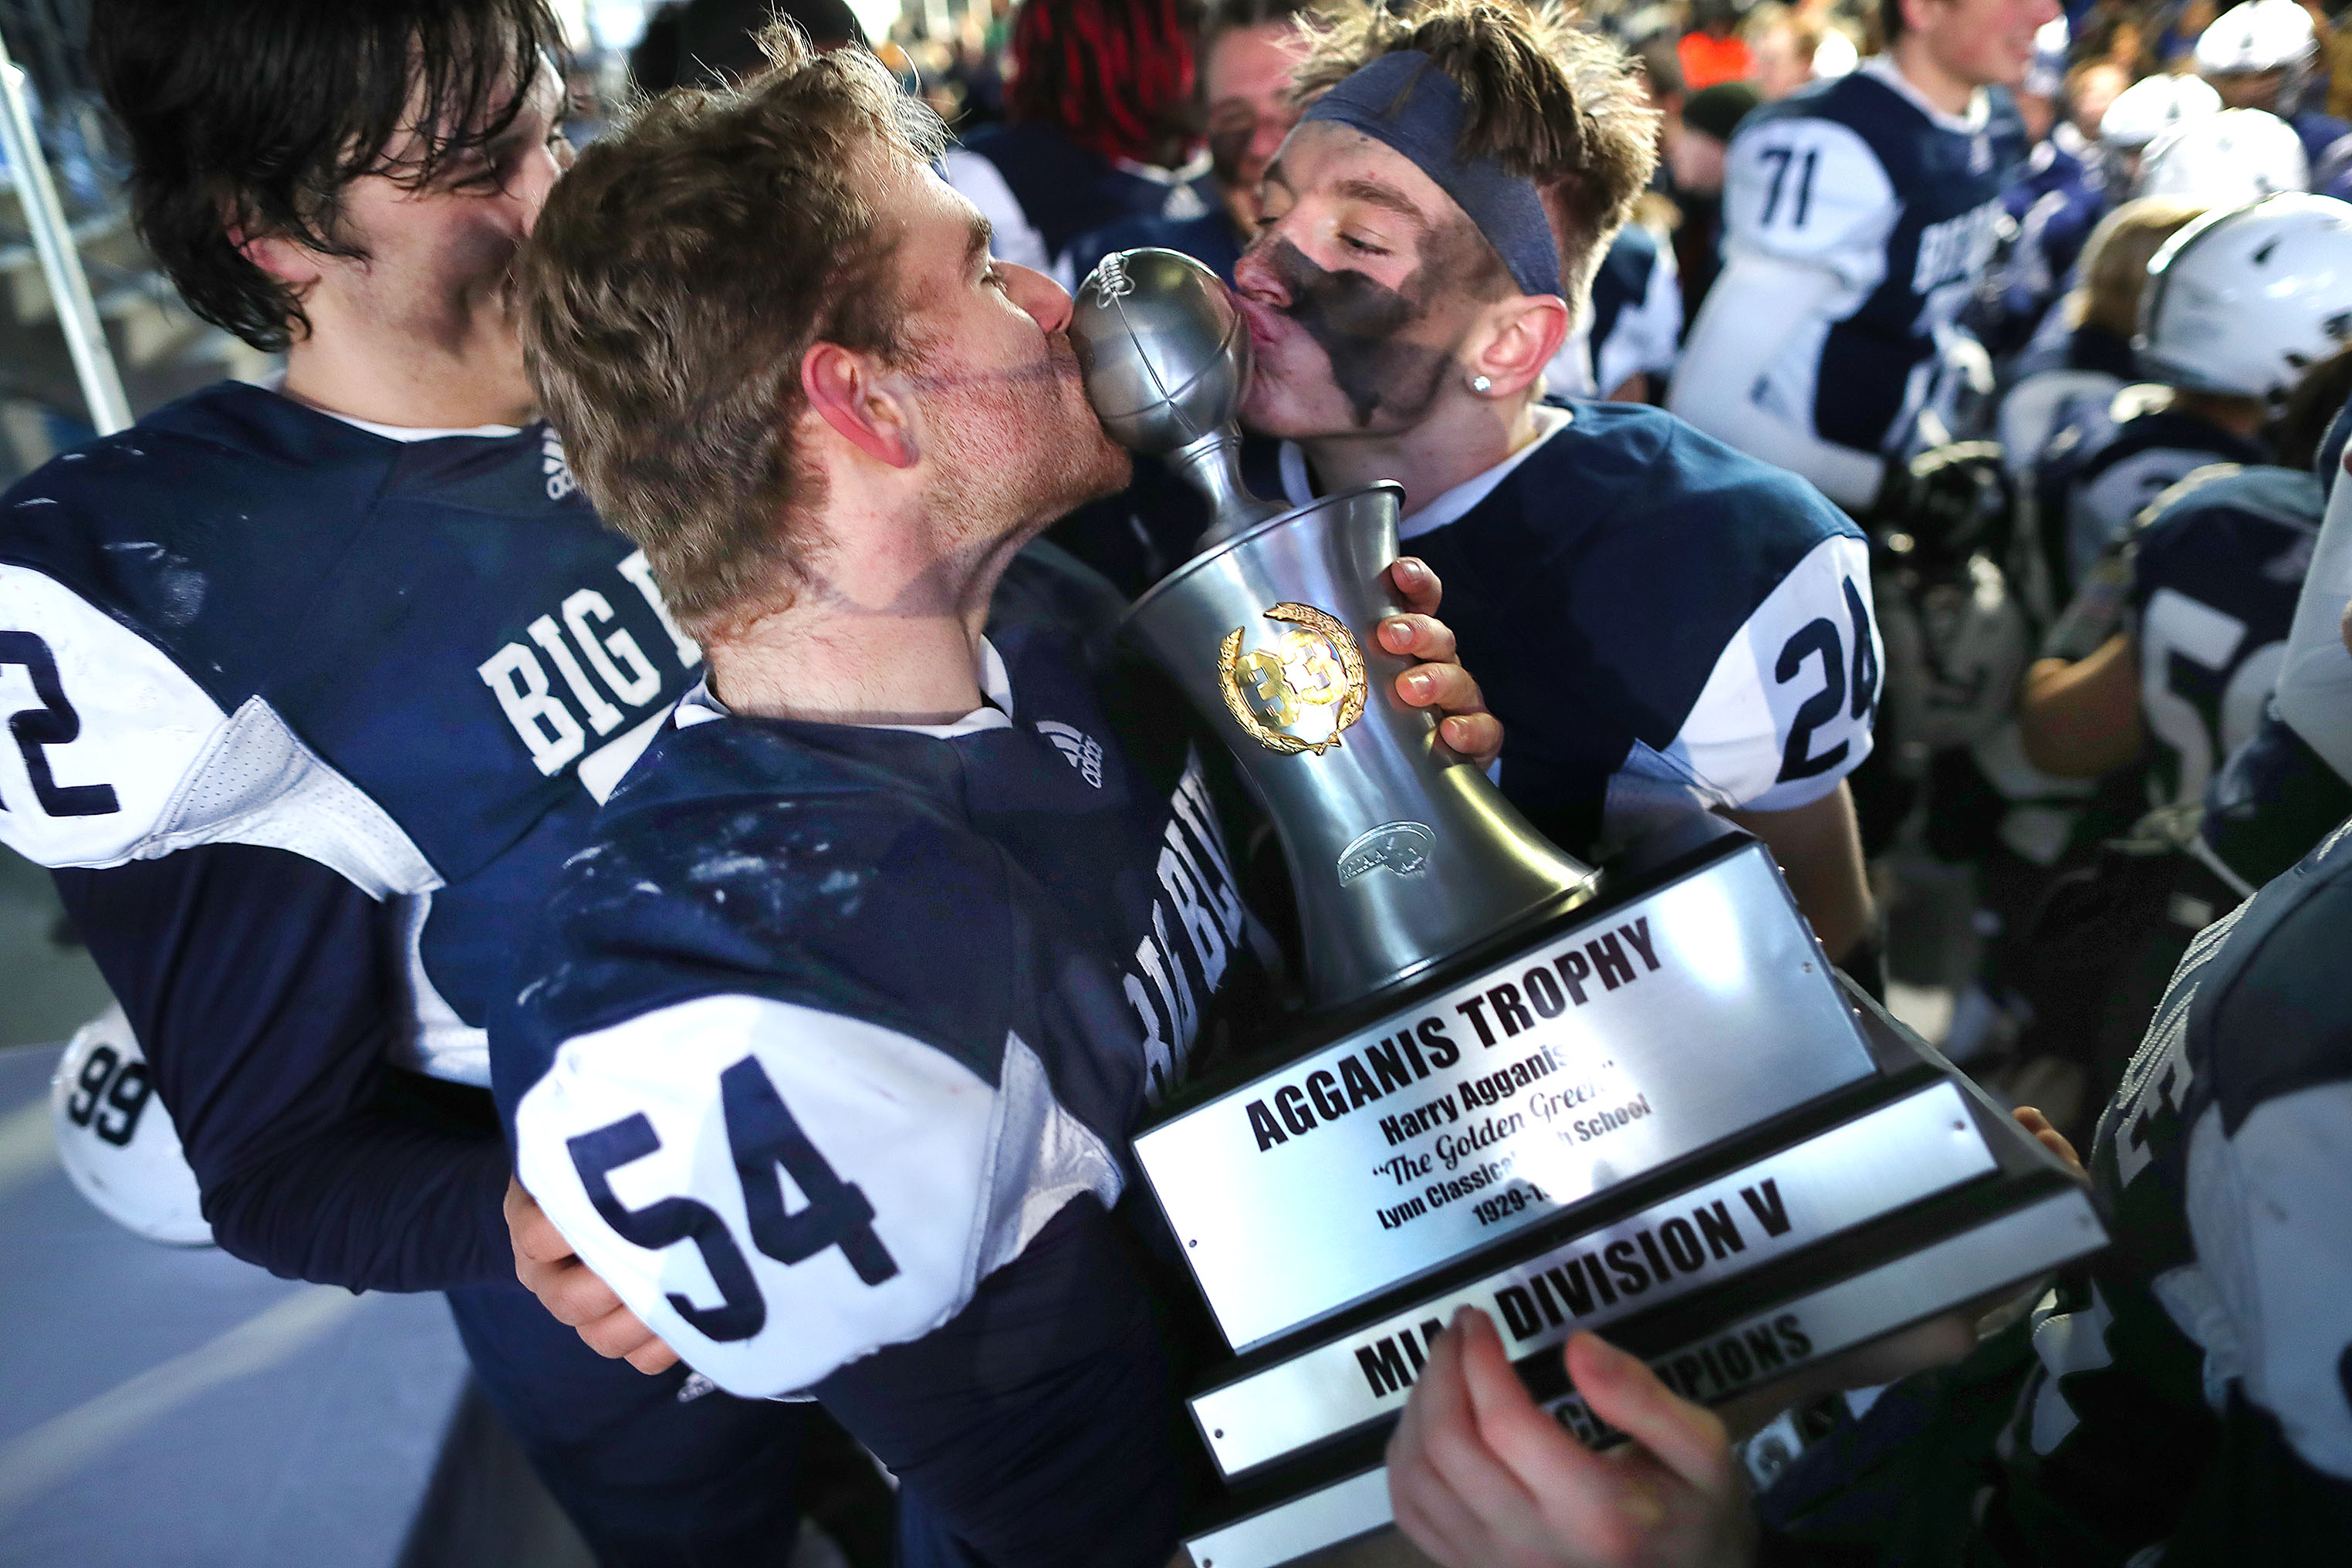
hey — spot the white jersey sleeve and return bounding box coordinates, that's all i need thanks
[1664,534,1883,813]
[0,563,437,896]
[1595,240,1684,395]
[511,992,1124,1398]
[1668,257,1890,509]
[1721,117,1898,302]
[2273,465,2352,785]
[2175,1085,2352,1478]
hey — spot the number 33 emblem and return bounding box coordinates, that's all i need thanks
[1218,602,1367,757]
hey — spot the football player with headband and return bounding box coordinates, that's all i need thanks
[1671,0,2048,511]
[498,23,1502,1568]
[1205,0,1882,967]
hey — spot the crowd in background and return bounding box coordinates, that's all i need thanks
[10,0,2352,1561]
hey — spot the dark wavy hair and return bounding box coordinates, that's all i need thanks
[1005,0,1200,167]
[90,0,567,351]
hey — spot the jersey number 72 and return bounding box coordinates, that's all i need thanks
[565,1054,901,1343]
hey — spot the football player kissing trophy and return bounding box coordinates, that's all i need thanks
[1068,249,2108,1568]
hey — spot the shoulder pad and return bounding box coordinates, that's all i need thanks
[1674,534,1881,811]
[513,993,1122,1396]
[1724,117,1898,291]
[0,564,434,892]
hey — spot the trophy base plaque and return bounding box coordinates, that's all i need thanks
[1133,823,2103,1568]
[1176,998,2102,1568]
[1134,818,1891,1353]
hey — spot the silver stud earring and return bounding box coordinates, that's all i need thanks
[1469,374,1492,394]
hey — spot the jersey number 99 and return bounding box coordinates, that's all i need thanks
[64,1043,154,1147]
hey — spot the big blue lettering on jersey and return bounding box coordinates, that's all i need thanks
[0,382,705,1083]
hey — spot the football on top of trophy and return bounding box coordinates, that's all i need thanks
[1070,248,1252,458]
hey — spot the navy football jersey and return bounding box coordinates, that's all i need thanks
[0,382,706,1086]
[1982,817,2352,1562]
[958,121,1215,272]
[1548,224,1684,400]
[1724,57,2026,455]
[1067,208,1245,292]
[1266,403,1881,855]
[1989,127,2106,358]
[495,618,1266,1397]
[2127,465,2319,809]
[2041,404,2269,596]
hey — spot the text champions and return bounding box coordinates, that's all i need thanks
[1241,918,1664,1154]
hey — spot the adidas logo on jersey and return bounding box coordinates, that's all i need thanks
[542,428,577,502]
[1036,720,1104,787]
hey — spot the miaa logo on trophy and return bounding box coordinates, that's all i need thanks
[1217,603,1367,756]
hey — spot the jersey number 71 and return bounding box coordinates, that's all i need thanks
[565,1055,901,1343]
[1758,145,1820,229]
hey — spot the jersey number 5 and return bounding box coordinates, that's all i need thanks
[0,631,119,818]
[1776,580,1880,783]
[565,1055,901,1343]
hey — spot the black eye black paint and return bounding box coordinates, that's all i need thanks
[1261,237,1454,428]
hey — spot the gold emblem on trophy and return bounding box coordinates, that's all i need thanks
[1217,603,1367,755]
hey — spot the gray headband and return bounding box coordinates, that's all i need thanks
[1297,50,1564,299]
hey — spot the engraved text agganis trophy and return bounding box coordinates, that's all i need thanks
[1071,251,2107,1568]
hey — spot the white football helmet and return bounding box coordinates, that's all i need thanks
[2098,72,2222,150]
[2138,192,2352,405]
[50,1004,213,1246]
[2195,0,2317,79]
[2135,107,2310,201]
[2026,15,2069,100]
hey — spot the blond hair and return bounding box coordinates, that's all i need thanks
[2073,195,2208,340]
[519,25,946,637]
[1289,0,1659,304]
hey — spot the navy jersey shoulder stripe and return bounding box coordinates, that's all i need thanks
[1397,404,1870,847]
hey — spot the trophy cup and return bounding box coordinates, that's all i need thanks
[1072,251,2105,1568]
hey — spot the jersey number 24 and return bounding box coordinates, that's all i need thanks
[1777,580,1880,782]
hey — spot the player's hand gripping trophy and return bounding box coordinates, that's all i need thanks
[1068,251,2104,1568]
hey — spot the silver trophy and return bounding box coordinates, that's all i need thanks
[1080,246,1596,1005]
[1070,252,2105,1568]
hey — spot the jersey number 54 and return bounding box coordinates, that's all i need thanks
[565,1055,901,1343]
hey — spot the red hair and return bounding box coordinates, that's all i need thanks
[1008,0,1200,166]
